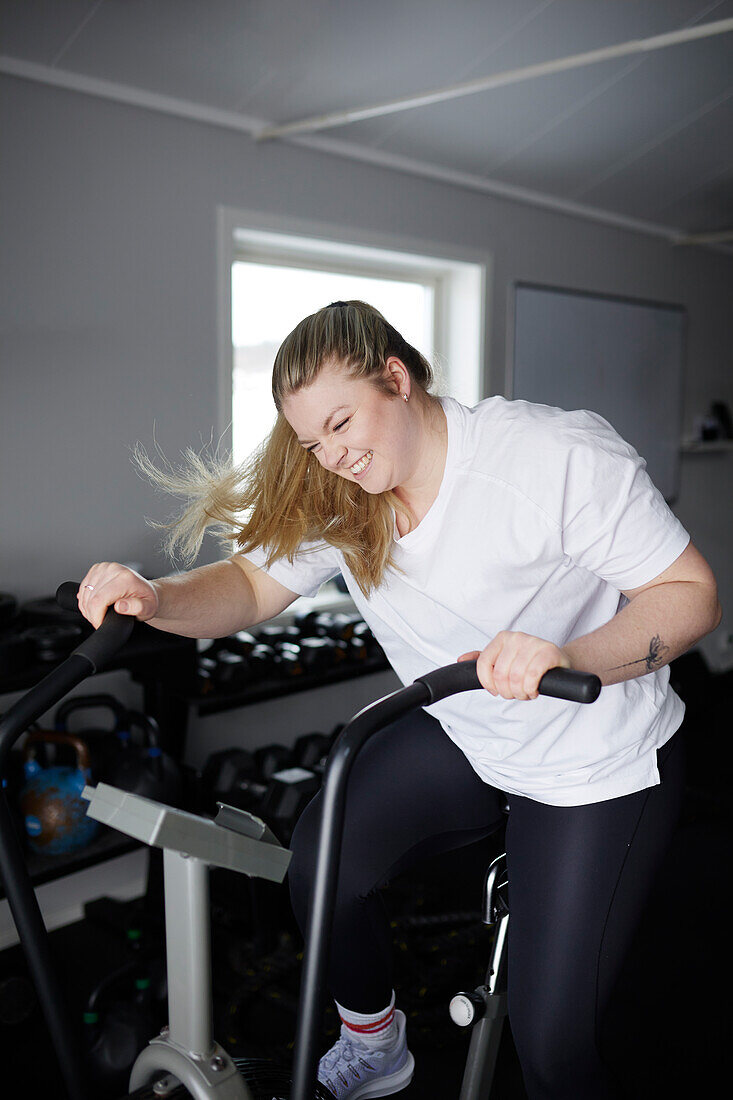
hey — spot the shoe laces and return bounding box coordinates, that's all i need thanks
[321,1030,372,1072]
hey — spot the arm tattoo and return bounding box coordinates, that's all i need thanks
[609,634,671,673]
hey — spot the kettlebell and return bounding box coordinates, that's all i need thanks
[109,710,183,806]
[19,732,101,855]
[54,693,129,785]
[84,960,157,1093]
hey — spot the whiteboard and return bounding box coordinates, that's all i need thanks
[511,283,686,502]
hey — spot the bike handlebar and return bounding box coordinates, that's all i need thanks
[55,581,135,671]
[416,660,600,705]
[0,583,135,774]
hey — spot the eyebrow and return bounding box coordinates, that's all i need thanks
[297,405,350,446]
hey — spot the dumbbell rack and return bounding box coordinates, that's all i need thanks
[163,646,390,719]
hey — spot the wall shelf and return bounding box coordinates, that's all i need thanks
[680,439,733,454]
[0,831,140,902]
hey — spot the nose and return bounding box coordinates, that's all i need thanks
[321,441,347,470]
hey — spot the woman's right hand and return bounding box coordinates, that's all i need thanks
[76,563,160,630]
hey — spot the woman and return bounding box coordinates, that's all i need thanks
[78,301,721,1099]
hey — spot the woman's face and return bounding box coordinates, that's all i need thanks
[281,358,416,494]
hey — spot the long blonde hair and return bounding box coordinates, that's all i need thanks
[136,300,440,596]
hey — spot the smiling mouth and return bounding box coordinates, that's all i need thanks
[349,450,373,475]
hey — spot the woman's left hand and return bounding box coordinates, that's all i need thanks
[457,632,573,700]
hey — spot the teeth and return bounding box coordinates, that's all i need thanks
[350,450,373,474]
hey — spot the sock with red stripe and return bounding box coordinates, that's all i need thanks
[335,990,399,1050]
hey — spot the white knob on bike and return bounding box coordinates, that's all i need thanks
[449,992,485,1027]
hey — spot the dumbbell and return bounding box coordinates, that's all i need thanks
[325,613,365,642]
[200,748,262,809]
[295,612,378,664]
[292,732,334,772]
[352,620,384,660]
[276,642,305,678]
[224,630,258,656]
[255,733,334,777]
[298,612,363,643]
[292,637,349,676]
[255,624,301,647]
[293,611,336,640]
[22,624,86,663]
[255,744,295,778]
[202,744,320,844]
[203,741,304,819]
[278,635,349,679]
[292,610,323,635]
[197,642,278,695]
[256,767,321,842]
[200,747,266,813]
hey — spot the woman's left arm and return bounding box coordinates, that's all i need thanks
[459,541,722,699]
[563,539,721,686]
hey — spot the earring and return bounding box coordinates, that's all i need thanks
[402,393,409,403]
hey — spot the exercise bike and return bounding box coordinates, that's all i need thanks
[0,585,600,1100]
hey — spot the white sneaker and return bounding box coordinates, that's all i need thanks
[317,1009,415,1099]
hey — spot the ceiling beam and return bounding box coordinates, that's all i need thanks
[255,16,733,141]
[0,54,264,135]
[2,53,730,253]
[672,228,733,245]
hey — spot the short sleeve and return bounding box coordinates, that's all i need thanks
[239,540,342,598]
[560,416,690,591]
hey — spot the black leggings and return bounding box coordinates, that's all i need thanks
[288,709,686,1099]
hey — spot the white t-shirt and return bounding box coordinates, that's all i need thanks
[243,395,690,806]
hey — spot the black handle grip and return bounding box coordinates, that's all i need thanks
[537,666,601,703]
[56,581,83,613]
[416,660,600,705]
[55,582,135,673]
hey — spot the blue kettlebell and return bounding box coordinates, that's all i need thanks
[19,732,101,855]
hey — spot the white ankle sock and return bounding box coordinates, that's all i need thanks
[335,990,399,1049]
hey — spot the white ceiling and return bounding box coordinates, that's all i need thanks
[2,0,732,239]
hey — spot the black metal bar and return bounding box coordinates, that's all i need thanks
[0,654,96,1100]
[0,794,87,1100]
[0,653,95,1100]
[0,591,136,1100]
[289,681,431,1100]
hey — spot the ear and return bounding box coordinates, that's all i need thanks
[384,356,409,394]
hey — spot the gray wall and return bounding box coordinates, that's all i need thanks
[1,72,732,945]
[2,74,732,650]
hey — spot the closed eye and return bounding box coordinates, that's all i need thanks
[304,417,351,453]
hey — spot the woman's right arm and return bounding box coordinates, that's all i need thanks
[76,556,300,638]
